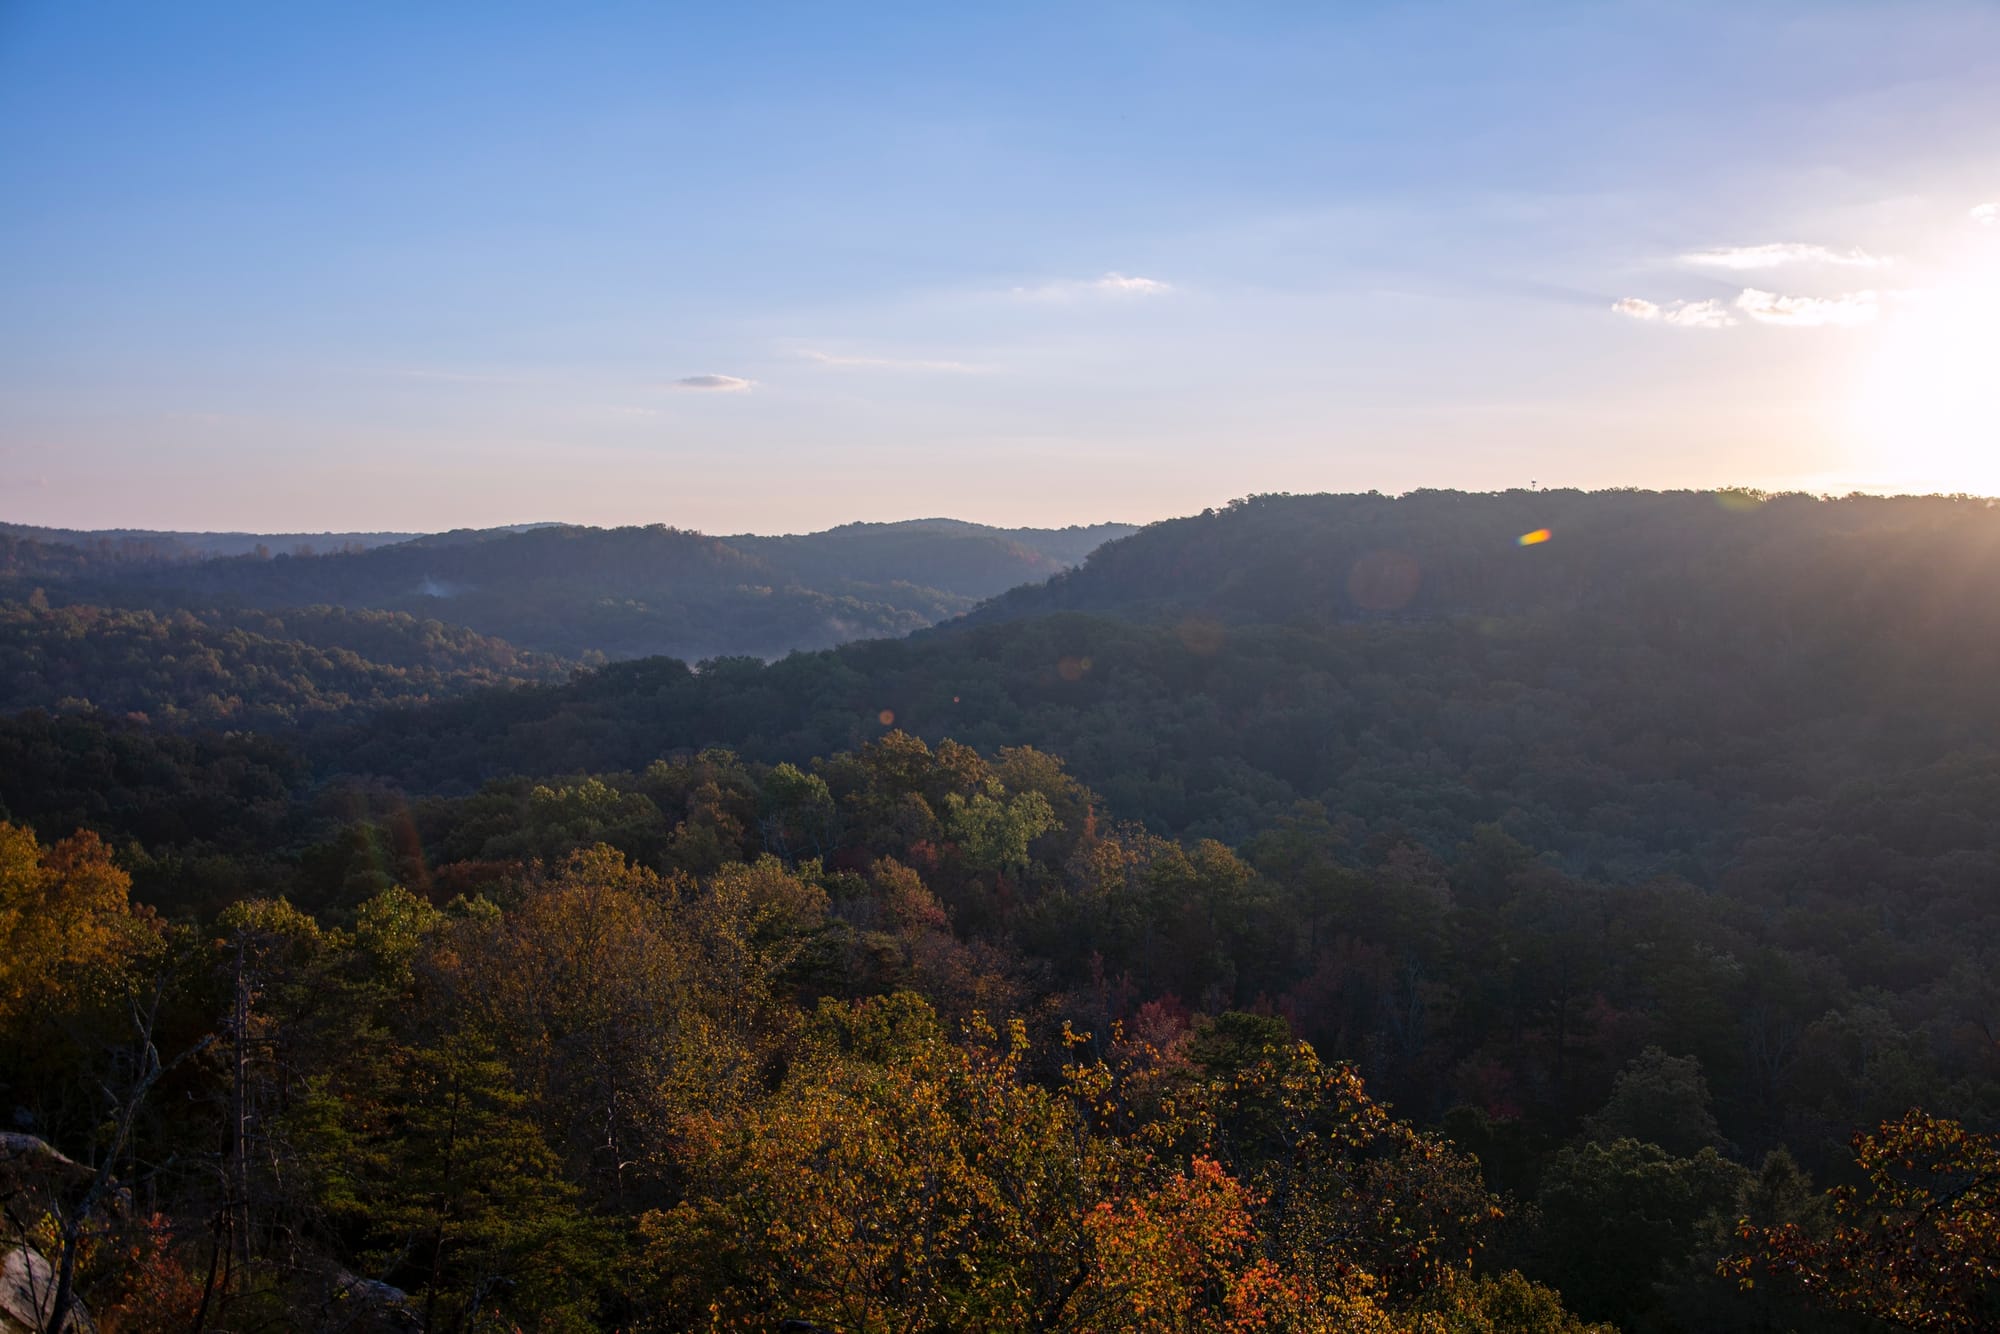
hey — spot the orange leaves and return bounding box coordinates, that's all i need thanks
[26,1210,207,1334]
[1081,1157,1264,1330]
[1729,1110,2000,1330]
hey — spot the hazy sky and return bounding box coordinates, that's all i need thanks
[4,2,1999,533]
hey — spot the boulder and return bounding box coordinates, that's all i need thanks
[0,1135,89,1234]
[0,1246,96,1333]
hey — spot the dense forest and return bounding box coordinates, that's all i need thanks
[3,490,1997,1330]
[0,602,569,728]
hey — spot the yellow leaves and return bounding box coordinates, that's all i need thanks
[631,990,1550,1332]
[709,855,830,933]
[649,993,1102,1329]
[1085,1157,1389,1333]
[0,822,158,1032]
[216,894,325,944]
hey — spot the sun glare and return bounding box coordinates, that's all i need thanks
[1851,246,2000,494]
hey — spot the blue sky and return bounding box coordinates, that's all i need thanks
[4,2,1998,533]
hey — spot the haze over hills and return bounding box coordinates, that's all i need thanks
[0,515,1137,723]
[726,518,1134,596]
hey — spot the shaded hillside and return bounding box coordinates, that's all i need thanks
[0,602,570,729]
[2,517,1132,664]
[973,487,2000,629]
[68,524,948,661]
[731,518,1137,599]
[312,490,2000,875]
[0,520,421,560]
[0,531,111,579]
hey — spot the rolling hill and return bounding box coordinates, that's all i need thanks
[0,515,1136,718]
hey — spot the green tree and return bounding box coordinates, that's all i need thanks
[1584,1046,1728,1157]
[1533,1137,1750,1327]
[944,782,1058,875]
[361,1033,608,1331]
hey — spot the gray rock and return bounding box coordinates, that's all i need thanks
[0,1247,96,1334]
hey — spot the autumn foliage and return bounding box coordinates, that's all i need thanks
[2,718,1994,1330]
[1729,1110,2000,1329]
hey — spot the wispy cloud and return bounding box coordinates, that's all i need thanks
[1735,288,1880,327]
[1011,272,1174,300]
[800,349,980,372]
[1611,296,1735,328]
[1682,243,1889,270]
[1974,203,1999,227]
[670,374,755,392]
[1093,272,1172,294]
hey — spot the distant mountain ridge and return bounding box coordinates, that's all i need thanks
[0,515,1138,673]
[726,519,1136,600]
[0,521,428,560]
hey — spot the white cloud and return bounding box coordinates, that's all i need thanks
[800,349,979,372]
[1735,288,1880,327]
[1611,296,1735,328]
[1682,243,1888,270]
[1012,272,1174,300]
[670,374,755,392]
[1093,272,1172,294]
[1973,202,1999,227]
[1661,299,1735,328]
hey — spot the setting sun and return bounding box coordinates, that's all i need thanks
[1852,244,2000,494]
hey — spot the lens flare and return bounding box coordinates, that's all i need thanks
[1518,529,1552,546]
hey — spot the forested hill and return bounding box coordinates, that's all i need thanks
[0,520,421,560]
[0,516,1137,665]
[0,602,570,728]
[728,517,1135,598]
[311,489,2000,873]
[972,487,2000,630]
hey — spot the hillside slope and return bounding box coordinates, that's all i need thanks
[0,601,570,728]
[311,490,2000,875]
[0,517,1135,664]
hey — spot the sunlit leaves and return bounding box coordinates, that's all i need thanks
[1730,1110,2000,1329]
